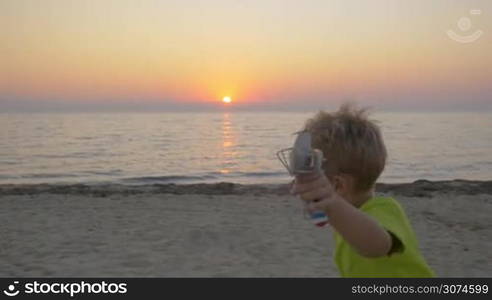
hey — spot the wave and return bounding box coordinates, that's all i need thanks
[120,175,219,183]
[81,170,123,176]
[119,171,287,184]
[20,173,83,179]
[220,171,286,178]
[0,170,289,185]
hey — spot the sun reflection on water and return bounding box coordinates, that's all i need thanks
[219,113,238,174]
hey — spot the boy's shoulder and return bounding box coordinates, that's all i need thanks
[359,195,418,249]
[360,195,405,216]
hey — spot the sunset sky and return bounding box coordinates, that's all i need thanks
[1,0,491,111]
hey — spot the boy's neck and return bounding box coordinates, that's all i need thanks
[347,188,374,208]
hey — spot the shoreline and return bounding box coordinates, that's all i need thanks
[1,179,491,197]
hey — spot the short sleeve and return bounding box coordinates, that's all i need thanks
[361,197,415,255]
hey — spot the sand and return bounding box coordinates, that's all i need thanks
[1,180,491,277]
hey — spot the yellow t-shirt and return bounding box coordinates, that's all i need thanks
[333,196,435,277]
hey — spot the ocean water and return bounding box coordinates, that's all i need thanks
[0,112,491,185]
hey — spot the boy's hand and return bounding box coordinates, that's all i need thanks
[290,174,341,214]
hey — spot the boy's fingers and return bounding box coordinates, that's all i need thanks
[299,186,332,203]
[292,176,327,194]
[305,201,322,214]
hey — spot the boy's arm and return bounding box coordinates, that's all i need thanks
[292,176,392,258]
[323,197,392,258]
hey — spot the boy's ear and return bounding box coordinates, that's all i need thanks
[331,175,344,192]
[332,174,351,194]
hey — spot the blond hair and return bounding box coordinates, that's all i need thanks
[304,103,387,191]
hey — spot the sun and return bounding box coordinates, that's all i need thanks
[222,96,232,103]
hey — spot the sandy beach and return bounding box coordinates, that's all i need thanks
[1,180,491,277]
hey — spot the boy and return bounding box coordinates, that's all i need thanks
[291,104,435,277]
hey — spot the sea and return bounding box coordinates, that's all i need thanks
[0,111,491,185]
